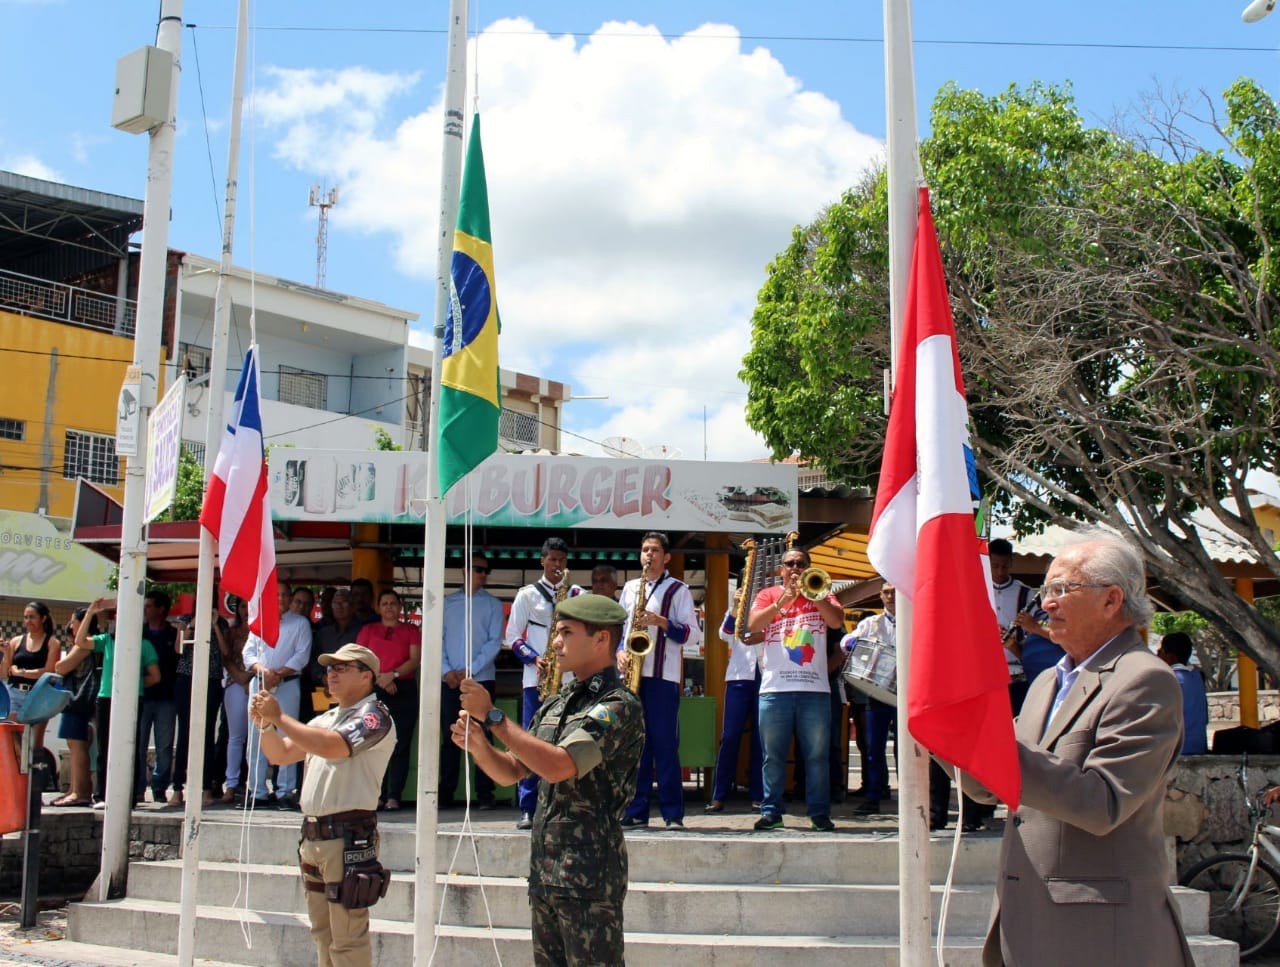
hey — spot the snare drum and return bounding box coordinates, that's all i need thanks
[840,636,897,706]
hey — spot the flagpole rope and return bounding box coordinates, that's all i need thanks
[430,479,503,966]
[934,764,968,967]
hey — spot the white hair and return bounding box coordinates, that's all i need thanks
[1060,526,1153,627]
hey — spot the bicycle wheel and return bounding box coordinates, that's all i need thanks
[1183,852,1280,958]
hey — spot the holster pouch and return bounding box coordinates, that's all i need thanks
[328,826,390,909]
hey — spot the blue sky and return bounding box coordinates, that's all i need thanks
[3,0,1277,463]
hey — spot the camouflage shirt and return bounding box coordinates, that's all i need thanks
[527,665,645,900]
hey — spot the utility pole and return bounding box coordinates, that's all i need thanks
[99,0,183,900]
[309,183,339,288]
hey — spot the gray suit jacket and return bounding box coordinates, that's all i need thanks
[972,628,1193,967]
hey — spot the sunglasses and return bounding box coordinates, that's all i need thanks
[781,560,806,569]
[471,566,491,574]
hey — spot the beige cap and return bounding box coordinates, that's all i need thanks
[318,643,381,676]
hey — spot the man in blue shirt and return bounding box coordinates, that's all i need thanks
[1158,631,1209,755]
[440,551,505,808]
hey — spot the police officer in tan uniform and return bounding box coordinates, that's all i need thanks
[452,594,645,967]
[251,642,394,967]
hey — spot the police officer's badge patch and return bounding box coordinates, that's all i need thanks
[587,705,614,726]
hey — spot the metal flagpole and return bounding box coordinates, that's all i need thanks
[176,0,249,961]
[883,0,931,962]
[98,0,184,901]
[413,1,468,961]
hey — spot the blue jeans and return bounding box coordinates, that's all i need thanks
[711,679,762,803]
[758,690,830,818]
[135,698,176,799]
[248,677,300,799]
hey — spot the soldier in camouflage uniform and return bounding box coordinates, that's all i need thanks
[453,593,645,966]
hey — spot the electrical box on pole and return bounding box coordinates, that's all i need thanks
[111,46,174,134]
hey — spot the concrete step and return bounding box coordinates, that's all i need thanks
[65,898,1240,967]
[126,859,996,934]
[193,818,1004,884]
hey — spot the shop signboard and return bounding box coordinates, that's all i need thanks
[267,450,797,534]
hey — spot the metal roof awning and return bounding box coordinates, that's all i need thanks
[0,170,144,278]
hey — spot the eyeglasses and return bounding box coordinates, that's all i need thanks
[1039,580,1113,600]
[471,566,491,575]
[325,661,366,675]
[781,561,806,569]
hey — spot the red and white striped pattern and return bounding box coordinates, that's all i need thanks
[866,188,1020,809]
[199,345,278,645]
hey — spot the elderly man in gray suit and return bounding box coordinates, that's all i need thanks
[963,529,1193,967]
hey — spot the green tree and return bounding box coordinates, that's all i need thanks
[742,79,1280,674]
[162,444,207,522]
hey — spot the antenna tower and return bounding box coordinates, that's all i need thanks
[308,183,339,287]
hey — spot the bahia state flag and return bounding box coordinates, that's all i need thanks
[865,187,1020,810]
[437,114,501,497]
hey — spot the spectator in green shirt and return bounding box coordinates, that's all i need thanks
[74,597,160,808]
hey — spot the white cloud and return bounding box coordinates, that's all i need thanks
[2,153,62,182]
[254,17,882,463]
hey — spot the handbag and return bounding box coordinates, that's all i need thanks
[65,660,99,718]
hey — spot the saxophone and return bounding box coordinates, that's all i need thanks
[624,556,655,693]
[537,569,570,701]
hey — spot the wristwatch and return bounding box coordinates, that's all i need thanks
[485,707,505,728]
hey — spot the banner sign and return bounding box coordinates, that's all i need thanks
[267,450,797,533]
[0,511,115,602]
[144,374,186,522]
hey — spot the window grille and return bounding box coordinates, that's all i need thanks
[179,343,212,378]
[279,365,328,409]
[63,430,120,485]
[499,408,540,449]
[0,419,24,441]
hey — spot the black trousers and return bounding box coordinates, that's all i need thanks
[439,680,497,802]
[376,680,419,803]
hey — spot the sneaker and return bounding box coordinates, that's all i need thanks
[810,815,835,832]
[753,814,783,831]
[703,800,725,813]
[476,796,498,811]
[855,800,881,816]
[92,800,106,811]
[516,812,534,831]
[621,816,649,829]
[665,818,684,829]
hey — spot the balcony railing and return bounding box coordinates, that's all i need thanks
[0,267,137,337]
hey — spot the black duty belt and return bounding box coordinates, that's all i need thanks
[302,809,377,841]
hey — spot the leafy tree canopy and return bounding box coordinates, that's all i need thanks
[742,78,1280,673]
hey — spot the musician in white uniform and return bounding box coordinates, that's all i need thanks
[617,531,700,829]
[504,536,581,829]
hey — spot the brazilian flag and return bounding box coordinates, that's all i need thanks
[438,114,501,496]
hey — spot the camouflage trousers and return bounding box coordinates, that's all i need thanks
[529,892,625,966]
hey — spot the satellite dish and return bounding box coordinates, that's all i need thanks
[644,445,683,460]
[601,436,644,458]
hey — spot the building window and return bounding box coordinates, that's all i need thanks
[279,365,328,409]
[499,407,540,449]
[179,343,211,378]
[64,430,120,485]
[0,418,25,441]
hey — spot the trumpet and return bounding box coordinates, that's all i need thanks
[797,565,831,601]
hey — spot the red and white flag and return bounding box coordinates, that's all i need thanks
[866,188,1020,809]
[199,346,278,645]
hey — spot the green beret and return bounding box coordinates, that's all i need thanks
[556,593,628,626]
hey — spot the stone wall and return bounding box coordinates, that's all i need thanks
[1208,690,1280,726]
[0,812,182,900]
[1166,754,1280,877]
